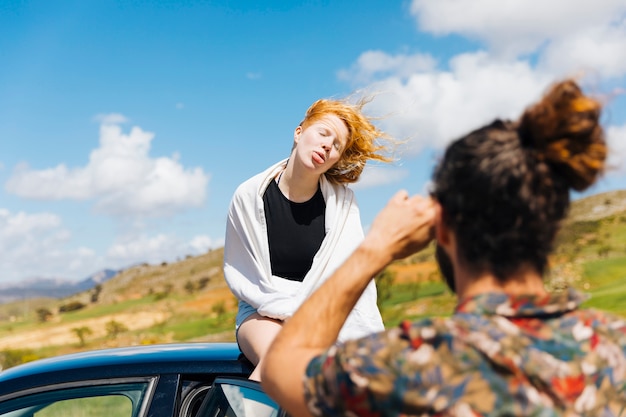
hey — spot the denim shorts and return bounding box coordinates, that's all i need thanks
[235,299,258,330]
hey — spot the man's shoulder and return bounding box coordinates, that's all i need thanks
[304,318,485,414]
[339,317,459,360]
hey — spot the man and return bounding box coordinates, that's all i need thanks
[261,79,626,416]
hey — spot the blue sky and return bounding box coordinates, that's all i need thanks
[1,0,626,284]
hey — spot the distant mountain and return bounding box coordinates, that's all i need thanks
[0,269,118,305]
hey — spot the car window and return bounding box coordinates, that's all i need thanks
[180,384,212,417]
[195,378,282,417]
[0,380,153,417]
[17,395,132,417]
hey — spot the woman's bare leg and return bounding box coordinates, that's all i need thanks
[237,313,283,381]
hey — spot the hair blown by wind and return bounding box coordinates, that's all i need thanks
[300,97,394,184]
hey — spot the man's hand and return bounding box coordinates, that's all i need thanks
[363,190,435,264]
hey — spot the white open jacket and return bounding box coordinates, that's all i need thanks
[223,159,384,342]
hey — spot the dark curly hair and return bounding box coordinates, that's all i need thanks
[431,80,606,281]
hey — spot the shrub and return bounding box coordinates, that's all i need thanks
[0,349,40,370]
[59,301,86,313]
[91,284,103,303]
[153,284,173,301]
[106,320,128,339]
[212,301,226,317]
[197,277,210,290]
[72,326,93,347]
[36,308,53,323]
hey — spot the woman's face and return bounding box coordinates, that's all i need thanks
[293,114,349,174]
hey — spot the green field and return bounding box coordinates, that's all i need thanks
[579,256,626,316]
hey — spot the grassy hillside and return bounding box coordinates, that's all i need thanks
[550,190,626,316]
[0,248,239,368]
[2,190,626,369]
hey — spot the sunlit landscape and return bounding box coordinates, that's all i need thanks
[2,189,625,370]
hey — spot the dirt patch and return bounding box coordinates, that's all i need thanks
[0,311,170,350]
[182,286,238,313]
[388,261,439,283]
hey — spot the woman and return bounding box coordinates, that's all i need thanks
[223,97,393,380]
[262,79,626,416]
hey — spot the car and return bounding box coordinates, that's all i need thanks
[0,343,287,417]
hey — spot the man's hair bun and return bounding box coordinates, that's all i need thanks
[517,80,606,191]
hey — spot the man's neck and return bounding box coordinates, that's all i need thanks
[456,264,547,299]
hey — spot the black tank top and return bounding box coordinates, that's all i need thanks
[263,179,326,282]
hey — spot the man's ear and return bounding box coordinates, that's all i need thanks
[434,203,451,247]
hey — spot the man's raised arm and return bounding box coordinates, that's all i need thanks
[261,190,436,417]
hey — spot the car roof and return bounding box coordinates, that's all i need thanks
[0,343,252,395]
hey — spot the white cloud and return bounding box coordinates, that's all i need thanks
[105,233,221,268]
[352,166,410,190]
[0,207,223,283]
[410,0,626,57]
[340,2,626,170]
[94,113,129,125]
[539,22,626,79]
[607,123,626,174]
[409,0,626,80]
[348,50,552,152]
[338,50,436,85]
[189,234,222,253]
[5,116,210,217]
[176,102,185,109]
[0,209,98,283]
[246,72,262,80]
[0,209,61,245]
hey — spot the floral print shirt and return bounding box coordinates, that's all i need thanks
[304,289,626,416]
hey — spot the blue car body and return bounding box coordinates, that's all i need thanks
[0,343,285,417]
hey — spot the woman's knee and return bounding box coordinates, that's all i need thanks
[237,314,283,365]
